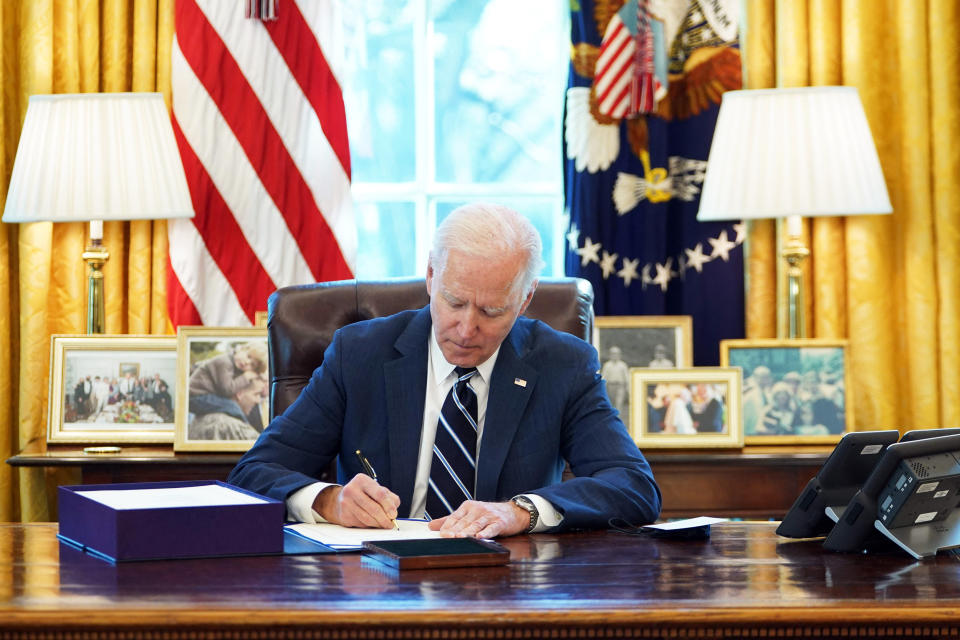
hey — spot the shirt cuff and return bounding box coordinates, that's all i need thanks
[286,481,337,523]
[524,493,563,532]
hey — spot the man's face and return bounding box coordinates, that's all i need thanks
[756,369,772,388]
[426,248,534,368]
[235,379,266,414]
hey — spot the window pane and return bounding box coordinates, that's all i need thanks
[354,202,418,278]
[432,0,568,184]
[434,199,562,277]
[340,1,416,182]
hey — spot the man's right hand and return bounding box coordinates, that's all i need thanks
[312,474,400,529]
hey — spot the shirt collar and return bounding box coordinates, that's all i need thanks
[429,329,499,387]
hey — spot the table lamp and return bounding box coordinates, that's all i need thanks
[2,92,194,333]
[696,86,892,338]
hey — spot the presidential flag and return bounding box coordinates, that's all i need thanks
[565,0,744,364]
[169,0,355,327]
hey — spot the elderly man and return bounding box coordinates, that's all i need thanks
[228,203,660,538]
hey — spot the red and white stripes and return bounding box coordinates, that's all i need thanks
[169,0,354,327]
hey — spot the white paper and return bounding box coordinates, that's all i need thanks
[285,519,442,550]
[75,484,269,510]
[641,516,727,531]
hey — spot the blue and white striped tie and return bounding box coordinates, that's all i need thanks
[425,367,478,518]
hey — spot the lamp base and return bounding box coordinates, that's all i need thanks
[782,236,809,339]
[82,241,109,334]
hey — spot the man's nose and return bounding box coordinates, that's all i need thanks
[457,307,479,337]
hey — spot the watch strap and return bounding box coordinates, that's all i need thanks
[511,495,539,533]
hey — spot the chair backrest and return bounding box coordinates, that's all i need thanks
[267,277,595,419]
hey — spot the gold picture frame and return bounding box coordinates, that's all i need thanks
[593,316,693,433]
[174,326,269,452]
[47,335,177,444]
[720,338,851,445]
[630,367,743,449]
[254,311,268,328]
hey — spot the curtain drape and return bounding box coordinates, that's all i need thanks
[0,0,175,522]
[743,0,960,432]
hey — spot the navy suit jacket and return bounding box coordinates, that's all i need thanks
[228,306,661,530]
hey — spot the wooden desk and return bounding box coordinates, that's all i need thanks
[2,522,959,639]
[8,444,828,519]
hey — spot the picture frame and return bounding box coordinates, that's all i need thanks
[47,335,178,444]
[593,316,693,432]
[720,338,851,445]
[630,367,742,449]
[174,326,270,452]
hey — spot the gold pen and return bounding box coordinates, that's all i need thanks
[355,449,399,530]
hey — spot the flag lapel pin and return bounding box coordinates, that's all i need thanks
[514,378,527,388]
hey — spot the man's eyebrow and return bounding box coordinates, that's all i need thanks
[440,290,465,304]
[482,305,508,314]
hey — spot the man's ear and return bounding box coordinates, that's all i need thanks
[425,260,435,297]
[518,280,538,315]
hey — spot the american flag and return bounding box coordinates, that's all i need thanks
[168,0,355,327]
[594,0,659,119]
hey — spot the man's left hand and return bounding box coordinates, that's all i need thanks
[427,500,530,538]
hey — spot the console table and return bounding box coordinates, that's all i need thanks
[1,521,958,639]
[8,443,829,519]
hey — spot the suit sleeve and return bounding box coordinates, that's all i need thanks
[226,333,347,503]
[531,341,662,530]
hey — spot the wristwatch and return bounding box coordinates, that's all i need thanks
[511,495,539,533]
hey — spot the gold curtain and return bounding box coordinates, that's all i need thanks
[0,0,176,522]
[743,0,960,431]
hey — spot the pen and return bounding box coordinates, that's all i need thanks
[355,449,399,530]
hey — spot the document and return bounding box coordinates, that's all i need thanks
[285,519,442,551]
[75,484,269,510]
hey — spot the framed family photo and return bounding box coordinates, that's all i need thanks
[593,316,692,432]
[630,367,742,449]
[174,327,269,452]
[47,335,177,444]
[720,339,851,444]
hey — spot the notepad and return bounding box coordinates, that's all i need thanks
[285,519,442,551]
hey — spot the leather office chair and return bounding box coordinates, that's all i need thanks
[267,276,595,420]
[266,276,594,483]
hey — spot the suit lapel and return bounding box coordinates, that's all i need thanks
[383,308,432,516]
[475,322,538,501]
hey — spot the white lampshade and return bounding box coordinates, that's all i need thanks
[2,92,194,224]
[697,86,892,222]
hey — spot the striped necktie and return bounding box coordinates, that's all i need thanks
[425,367,478,518]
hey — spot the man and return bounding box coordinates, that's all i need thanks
[600,346,630,420]
[742,365,773,435]
[228,203,661,538]
[648,344,674,368]
[118,372,136,401]
[190,377,266,442]
[73,377,88,418]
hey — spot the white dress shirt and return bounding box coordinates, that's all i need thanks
[286,331,562,531]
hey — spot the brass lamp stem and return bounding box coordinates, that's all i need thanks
[82,239,110,334]
[782,235,809,339]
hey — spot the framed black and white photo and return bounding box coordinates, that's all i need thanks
[593,316,693,431]
[175,327,269,452]
[720,338,851,444]
[47,335,177,444]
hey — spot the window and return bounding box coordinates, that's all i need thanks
[338,0,570,278]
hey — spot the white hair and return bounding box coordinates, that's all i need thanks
[429,203,544,298]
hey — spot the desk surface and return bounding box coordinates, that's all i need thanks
[2,522,960,639]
